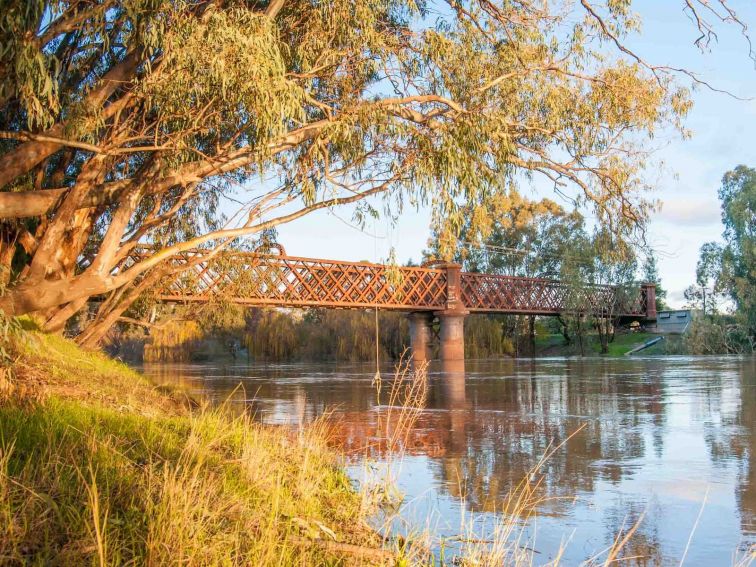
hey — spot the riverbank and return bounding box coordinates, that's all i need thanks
[535,331,686,357]
[109,307,690,364]
[0,326,390,565]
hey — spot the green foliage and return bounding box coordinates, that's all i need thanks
[144,319,203,362]
[0,0,709,334]
[464,316,514,358]
[684,315,754,355]
[433,191,585,276]
[141,6,304,154]
[558,228,638,354]
[694,165,755,339]
[0,0,61,128]
[249,308,410,363]
[196,300,247,335]
[641,252,667,311]
[244,309,299,361]
[131,306,410,363]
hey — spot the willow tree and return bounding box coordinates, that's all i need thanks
[0,0,748,344]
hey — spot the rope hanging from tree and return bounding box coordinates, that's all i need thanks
[373,216,381,384]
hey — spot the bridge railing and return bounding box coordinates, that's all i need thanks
[137,249,653,318]
[156,250,449,310]
[460,273,650,317]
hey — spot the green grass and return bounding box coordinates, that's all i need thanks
[535,332,661,357]
[0,330,384,565]
[534,333,569,353]
[600,332,656,356]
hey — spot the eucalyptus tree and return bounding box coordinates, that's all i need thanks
[588,229,637,353]
[557,228,637,354]
[693,166,755,342]
[432,191,586,354]
[452,191,585,278]
[559,234,593,355]
[0,0,749,344]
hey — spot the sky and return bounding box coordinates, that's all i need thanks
[272,1,756,308]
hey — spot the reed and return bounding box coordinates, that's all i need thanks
[2,328,752,565]
[0,329,387,565]
[351,361,755,566]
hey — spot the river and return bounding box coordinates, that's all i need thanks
[140,356,755,565]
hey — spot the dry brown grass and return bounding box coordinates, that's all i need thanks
[0,330,390,565]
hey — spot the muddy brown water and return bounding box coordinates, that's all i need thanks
[140,356,755,565]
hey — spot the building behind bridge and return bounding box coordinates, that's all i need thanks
[650,309,695,334]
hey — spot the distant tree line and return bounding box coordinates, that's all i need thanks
[111,303,515,363]
[426,191,664,355]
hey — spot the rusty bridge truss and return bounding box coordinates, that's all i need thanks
[144,247,656,319]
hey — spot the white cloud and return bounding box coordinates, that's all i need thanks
[655,198,721,226]
[667,289,689,308]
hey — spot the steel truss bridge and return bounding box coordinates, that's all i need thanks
[149,246,657,320]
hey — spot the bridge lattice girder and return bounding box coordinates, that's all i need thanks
[144,250,652,318]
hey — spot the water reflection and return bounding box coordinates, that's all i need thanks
[140,356,755,565]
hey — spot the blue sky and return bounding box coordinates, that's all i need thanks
[273,1,756,308]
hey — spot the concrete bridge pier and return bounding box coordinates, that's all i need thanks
[439,358,467,450]
[435,262,468,363]
[408,312,434,364]
[408,309,468,366]
[408,262,469,367]
[435,310,468,361]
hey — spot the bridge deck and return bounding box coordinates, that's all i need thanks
[150,250,653,318]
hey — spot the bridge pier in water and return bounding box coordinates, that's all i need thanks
[409,262,469,369]
[435,310,467,361]
[408,312,434,363]
[408,309,468,365]
[435,262,468,363]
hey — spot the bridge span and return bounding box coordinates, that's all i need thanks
[149,246,657,364]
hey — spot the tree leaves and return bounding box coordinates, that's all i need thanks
[696,166,756,335]
[0,0,743,335]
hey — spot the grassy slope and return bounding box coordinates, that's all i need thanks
[602,332,656,356]
[0,329,384,565]
[535,332,664,357]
